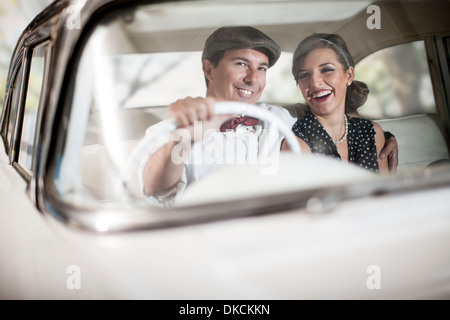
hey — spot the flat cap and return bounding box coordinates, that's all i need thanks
[202,26,281,67]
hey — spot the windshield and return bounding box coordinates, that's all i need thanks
[47,0,450,230]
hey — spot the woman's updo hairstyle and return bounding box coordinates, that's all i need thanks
[292,33,369,114]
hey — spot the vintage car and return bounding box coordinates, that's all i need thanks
[1,0,450,300]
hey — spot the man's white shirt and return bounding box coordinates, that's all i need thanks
[140,104,296,206]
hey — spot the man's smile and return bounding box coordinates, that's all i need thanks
[235,85,256,98]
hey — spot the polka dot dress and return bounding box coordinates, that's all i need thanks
[292,109,379,172]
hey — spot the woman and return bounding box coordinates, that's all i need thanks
[284,33,388,173]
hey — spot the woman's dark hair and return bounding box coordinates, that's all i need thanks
[292,33,369,114]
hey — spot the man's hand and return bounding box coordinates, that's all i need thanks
[379,136,398,173]
[167,96,234,142]
[167,96,215,127]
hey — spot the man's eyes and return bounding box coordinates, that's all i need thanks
[258,66,267,72]
[235,62,267,72]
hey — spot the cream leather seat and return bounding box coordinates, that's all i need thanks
[375,114,449,172]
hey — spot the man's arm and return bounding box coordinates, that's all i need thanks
[142,96,232,196]
[374,123,389,173]
[142,97,214,196]
[142,139,189,196]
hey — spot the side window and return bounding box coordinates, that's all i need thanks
[5,63,24,152]
[356,41,435,119]
[18,43,47,174]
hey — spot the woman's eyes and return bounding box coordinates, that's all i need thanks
[297,67,335,80]
[321,66,335,73]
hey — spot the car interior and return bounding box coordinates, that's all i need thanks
[66,0,450,206]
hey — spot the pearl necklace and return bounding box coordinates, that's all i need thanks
[333,114,348,144]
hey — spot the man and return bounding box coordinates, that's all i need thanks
[141,26,398,205]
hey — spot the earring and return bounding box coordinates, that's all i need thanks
[347,82,351,86]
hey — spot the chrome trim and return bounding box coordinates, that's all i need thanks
[42,164,450,233]
[10,52,29,166]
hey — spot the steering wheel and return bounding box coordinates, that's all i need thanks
[119,101,301,195]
